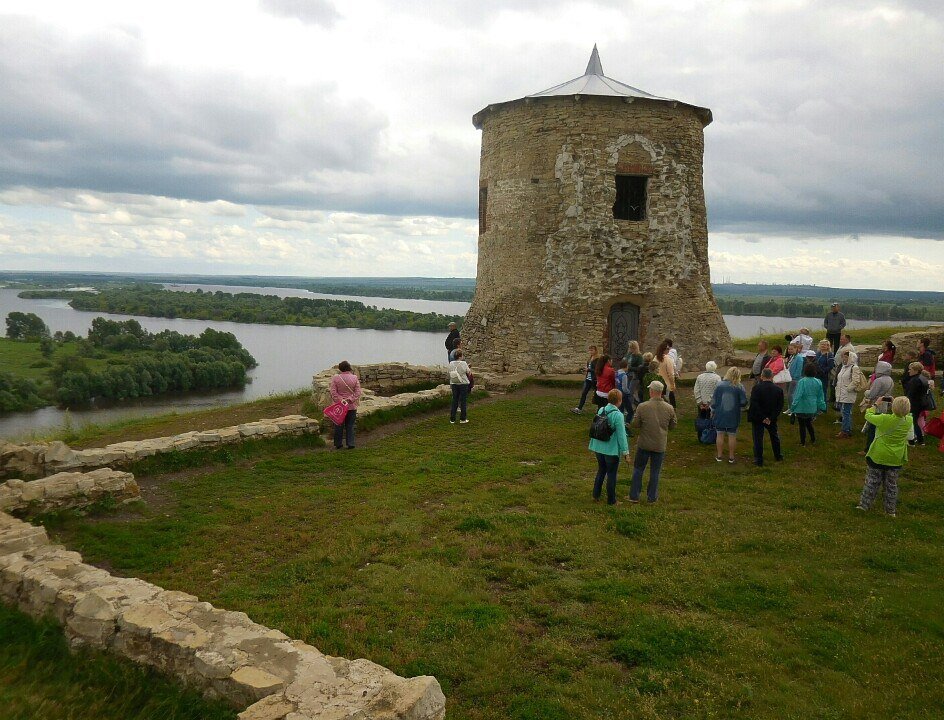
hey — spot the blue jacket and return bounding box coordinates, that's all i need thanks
[711,381,748,432]
[588,404,629,456]
[788,353,806,380]
[790,376,827,415]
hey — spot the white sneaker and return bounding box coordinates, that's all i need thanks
[449,420,456,424]
[571,407,581,414]
[460,420,469,424]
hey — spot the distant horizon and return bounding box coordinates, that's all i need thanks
[2,270,944,299]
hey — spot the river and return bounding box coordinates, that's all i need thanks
[0,286,930,439]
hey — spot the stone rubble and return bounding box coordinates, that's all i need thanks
[0,468,139,516]
[0,511,445,719]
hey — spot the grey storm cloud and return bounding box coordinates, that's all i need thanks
[0,3,942,236]
[0,16,403,211]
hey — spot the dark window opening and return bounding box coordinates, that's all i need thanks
[613,175,647,221]
[479,186,488,234]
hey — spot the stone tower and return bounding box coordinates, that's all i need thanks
[463,47,732,373]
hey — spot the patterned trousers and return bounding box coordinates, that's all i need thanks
[859,465,900,514]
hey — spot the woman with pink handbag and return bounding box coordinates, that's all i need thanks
[327,361,362,449]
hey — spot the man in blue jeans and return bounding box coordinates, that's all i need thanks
[629,380,677,503]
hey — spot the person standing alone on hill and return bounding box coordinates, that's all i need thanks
[748,368,784,466]
[445,322,460,363]
[824,303,846,353]
[330,361,362,450]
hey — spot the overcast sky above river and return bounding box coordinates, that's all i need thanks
[0,1,941,289]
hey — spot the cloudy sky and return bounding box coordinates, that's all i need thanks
[0,0,941,289]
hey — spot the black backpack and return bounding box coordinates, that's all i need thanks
[589,408,618,441]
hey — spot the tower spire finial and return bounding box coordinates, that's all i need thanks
[585,44,603,76]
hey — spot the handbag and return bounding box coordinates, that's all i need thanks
[924,416,944,439]
[772,368,792,384]
[324,374,357,425]
[323,400,349,426]
[695,417,715,444]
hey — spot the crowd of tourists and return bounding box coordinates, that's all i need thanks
[579,303,941,516]
[324,308,939,519]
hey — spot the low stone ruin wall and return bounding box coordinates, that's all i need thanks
[890,327,944,363]
[312,363,450,407]
[0,468,139,517]
[1,415,320,480]
[0,511,445,720]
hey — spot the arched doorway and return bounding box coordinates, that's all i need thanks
[608,302,640,359]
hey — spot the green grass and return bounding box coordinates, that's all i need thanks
[0,604,235,720]
[18,388,944,718]
[22,389,312,447]
[0,337,49,382]
[731,324,933,352]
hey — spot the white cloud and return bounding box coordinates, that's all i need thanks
[0,0,941,279]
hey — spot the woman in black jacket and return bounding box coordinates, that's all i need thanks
[902,362,929,445]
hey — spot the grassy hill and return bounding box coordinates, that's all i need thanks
[12,384,941,720]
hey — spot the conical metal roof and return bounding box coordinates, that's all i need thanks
[528,44,668,101]
[473,45,712,128]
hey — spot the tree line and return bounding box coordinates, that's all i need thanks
[44,285,465,331]
[715,297,944,321]
[2,313,257,410]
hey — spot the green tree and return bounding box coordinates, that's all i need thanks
[5,312,50,341]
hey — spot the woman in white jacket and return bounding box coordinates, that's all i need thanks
[835,350,866,439]
[693,361,722,426]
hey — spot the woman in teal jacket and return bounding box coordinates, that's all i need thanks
[857,396,913,517]
[789,362,827,445]
[588,388,630,505]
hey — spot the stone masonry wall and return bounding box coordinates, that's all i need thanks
[0,511,445,719]
[464,95,732,373]
[0,415,319,480]
[311,363,450,407]
[0,468,139,516]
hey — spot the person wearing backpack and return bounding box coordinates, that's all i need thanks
[588,388,630,505]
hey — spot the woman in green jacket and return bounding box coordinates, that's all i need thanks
[789,363,827,445]
[588,389,630,505]
[856,396,913,517]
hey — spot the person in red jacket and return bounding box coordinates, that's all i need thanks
[593,355,616,409]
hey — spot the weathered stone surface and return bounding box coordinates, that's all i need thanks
[0,509,446,720]
[889,327,944,364]
[464,92,732,372]
[2,415,321,479]
[0,469,139,517]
